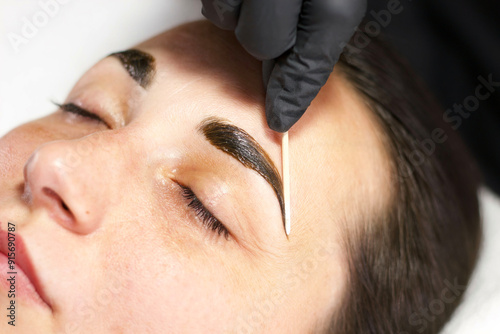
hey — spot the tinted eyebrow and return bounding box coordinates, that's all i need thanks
[108,49,156,88]
[198,117,285,230]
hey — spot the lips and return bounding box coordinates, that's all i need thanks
[0,225,52,310]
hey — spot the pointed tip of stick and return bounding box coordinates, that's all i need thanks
[285,217,291,236]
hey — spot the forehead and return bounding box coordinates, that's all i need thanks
[119,23,284,159]
[137,21,263,96]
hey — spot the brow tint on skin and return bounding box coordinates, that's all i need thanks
[109,49,156,88]
[199,117,286,230]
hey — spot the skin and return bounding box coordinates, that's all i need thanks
[0,21,392,334]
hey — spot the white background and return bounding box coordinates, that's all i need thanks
[0,1,499,333]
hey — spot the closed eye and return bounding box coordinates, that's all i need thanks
[55,102,109,127]
[179,184,230,240]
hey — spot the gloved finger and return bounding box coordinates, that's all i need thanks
[266,0,367,132]
[201,0,243,30]
[235,0,303,60]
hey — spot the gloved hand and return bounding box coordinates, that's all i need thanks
[201,0,367,132]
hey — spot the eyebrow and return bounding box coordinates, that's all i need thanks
[198,117,285,229]
[108,49,156,88]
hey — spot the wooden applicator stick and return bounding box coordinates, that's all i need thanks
[282,132,291,236]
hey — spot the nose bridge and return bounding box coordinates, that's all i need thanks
[25,130,126,234]
[60,130,116,171]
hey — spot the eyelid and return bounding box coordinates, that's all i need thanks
[55,102,111,128]
[176,182,230,240]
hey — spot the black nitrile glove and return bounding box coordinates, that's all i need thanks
[201,0,367,132]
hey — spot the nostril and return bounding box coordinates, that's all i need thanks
[42,187,74,219]
[61,201,70,212]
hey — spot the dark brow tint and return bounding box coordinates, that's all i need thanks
[109,49,156,88]
[199,117,285,231]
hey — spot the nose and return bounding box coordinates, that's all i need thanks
[23,138,107,234]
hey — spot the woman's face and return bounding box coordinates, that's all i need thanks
[0,21,391,333]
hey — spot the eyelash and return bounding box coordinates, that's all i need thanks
[180,185,229,240]
[56,102,109,127]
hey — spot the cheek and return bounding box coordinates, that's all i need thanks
[83,218,242,333]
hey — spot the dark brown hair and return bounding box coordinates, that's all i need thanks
[328,25,482,333]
